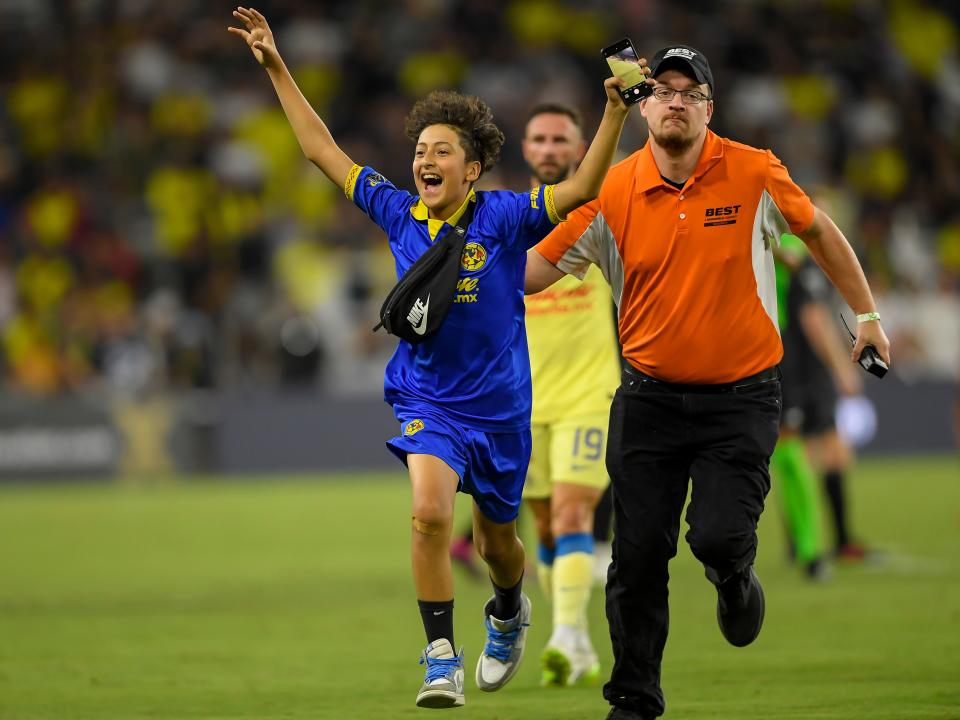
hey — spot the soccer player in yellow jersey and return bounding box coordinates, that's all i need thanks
[520,104,622,687]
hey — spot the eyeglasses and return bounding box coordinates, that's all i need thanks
[650,87,712,105]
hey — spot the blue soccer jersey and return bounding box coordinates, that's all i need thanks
[346,165,560,431]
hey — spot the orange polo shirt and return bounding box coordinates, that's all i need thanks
[534,130,815,384]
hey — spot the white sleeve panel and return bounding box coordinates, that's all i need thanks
[555,211,624,313]
[760,189,790,249]
[752,190,781,335]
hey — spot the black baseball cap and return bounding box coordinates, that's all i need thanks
[649,45,714,94]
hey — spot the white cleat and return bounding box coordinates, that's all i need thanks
[475,593,532,692]
[541,632,601,687]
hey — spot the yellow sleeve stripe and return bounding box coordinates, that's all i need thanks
[343,164,362,200]
[544,184,563,224]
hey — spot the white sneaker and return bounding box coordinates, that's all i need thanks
[593,541,612,585]
[416,638,465,708]
[475,593,532,692]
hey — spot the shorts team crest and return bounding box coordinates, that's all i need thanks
[405,419,425,436]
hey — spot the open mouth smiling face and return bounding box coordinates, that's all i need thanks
[419,170,443,198]
[412,124,479,216]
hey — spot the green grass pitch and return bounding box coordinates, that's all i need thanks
[1,456,958,719]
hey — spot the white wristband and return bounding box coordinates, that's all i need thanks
[856,312,880,323]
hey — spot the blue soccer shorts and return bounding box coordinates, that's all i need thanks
[386,406,532,524]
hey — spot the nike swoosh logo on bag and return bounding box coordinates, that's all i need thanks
[408,294,430,335]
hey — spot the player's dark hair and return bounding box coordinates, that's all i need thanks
[405,90,505,176]
[525,102,583,130]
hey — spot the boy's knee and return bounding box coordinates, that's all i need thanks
[412,516,447,536]
[410,502,452,536]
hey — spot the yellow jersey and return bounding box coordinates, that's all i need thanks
[525,264,621,424]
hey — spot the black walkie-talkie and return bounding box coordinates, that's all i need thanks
[840,315,888,378]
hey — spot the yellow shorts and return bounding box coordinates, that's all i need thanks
[523,413,611,499]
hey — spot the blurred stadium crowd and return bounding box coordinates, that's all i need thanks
[1,0,958,400]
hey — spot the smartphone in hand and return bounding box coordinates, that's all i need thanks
[602,38,652,104]
[840,315,889,378]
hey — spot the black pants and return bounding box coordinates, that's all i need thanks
[602,367,781,718]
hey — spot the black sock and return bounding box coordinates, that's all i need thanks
[823,470,849,548]
[593,485,614,542]
[418,599,454,647]
[490,574,523,620]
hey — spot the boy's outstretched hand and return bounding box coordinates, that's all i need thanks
[228,7,280,69]
[603,77,630,112]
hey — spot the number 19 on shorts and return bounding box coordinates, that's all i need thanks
[572,427,604,461]
[553,418,610,488]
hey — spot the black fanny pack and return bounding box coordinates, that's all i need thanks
[373,196,477,344]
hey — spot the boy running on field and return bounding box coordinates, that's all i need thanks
[229,7,647,709]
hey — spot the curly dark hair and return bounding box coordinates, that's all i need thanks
[404,90,505,176]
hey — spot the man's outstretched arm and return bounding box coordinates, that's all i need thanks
[798,206,891,366]
[525,249,567,295]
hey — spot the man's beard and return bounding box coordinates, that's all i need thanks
[534,162,572,185]
[651,124,696,154]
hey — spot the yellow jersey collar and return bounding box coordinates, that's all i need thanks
[410,187,476,223]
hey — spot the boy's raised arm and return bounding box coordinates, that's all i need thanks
[229,7,355,190]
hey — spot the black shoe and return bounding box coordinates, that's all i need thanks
[716,566,765,647]
[605,707,651,720]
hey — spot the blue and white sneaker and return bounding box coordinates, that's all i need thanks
[475,593,532,692]
[416,638,465,708]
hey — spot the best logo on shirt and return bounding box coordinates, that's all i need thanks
[704,204,741,227]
